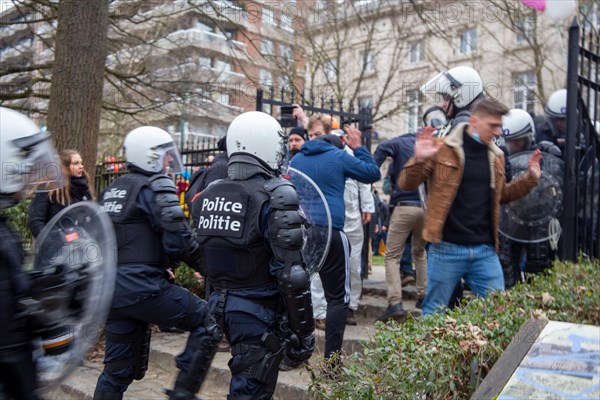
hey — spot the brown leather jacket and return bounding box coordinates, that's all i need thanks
[399,122,539,250]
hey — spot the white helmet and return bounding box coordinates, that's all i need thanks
[123,126,184,174]
[545,89,567,119]
[502,109,536,150]
[226,111,286,171]
[421,66,483,109]
[0,107,64,196]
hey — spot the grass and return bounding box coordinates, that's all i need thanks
[372,255,385,266]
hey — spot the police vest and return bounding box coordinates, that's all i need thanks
[99,173,165,265]
[194,177,272,289]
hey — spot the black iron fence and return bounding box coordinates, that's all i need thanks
[562,19,600,261]
[255,87,374,150]
[94,135,221,195]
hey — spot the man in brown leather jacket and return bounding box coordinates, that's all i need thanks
[399,98,542,316]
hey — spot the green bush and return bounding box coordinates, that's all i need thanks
[175,263,205,298]
[309,259,600,400]
[3,199,33,251]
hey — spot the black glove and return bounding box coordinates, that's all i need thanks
[286,334,315,364]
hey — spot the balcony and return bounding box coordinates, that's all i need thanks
[159,28,247,56]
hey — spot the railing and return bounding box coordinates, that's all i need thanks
[95,135,221,195]
[255,87,374,149]
[562,19,600,260]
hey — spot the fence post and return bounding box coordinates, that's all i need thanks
[561,18,580,261]
[256,88,263,112]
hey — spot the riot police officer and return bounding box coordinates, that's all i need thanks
[499,109,562,287]
[0,107,65,399]
[191,112,315,399]
[93,127,222,400]
[534,89,567,153]
[420,66,485,135]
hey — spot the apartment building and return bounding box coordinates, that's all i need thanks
[0,0,306,154]
[303,0,593,138]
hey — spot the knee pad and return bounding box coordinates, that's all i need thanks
[230,334,284,385]
[104,323,151,384]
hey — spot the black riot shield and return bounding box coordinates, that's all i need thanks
[30,201,116,392]
[500,151,564,244]
[286,167,332,277]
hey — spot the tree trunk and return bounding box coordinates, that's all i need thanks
[47,0,109,183]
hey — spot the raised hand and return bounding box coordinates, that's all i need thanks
[528,149,542,180]
[415,126,443,162]
[344,125,362,149]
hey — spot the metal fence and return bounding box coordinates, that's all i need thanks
[562,19,600,261]
[94,135,221,195]
[255,87,374,149]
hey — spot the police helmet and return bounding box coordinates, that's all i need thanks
[0,107,64,197]
[226,111,286,171]
[545,89,567,119]
[124,126,184,174]
[421,66,483,109]
[502,109,536,154]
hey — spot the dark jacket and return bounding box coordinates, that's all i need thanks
[27,177,92,237]
[373,134,421,205]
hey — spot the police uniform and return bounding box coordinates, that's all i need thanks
[192,160,314,400]
[498,141,562,287]
[0,215,37,400]
[93,167,222,400]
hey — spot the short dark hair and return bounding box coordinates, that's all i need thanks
[471,98,509,118]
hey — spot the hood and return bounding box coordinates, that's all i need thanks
[299,139,340,156]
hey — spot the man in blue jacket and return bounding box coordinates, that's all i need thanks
[291,126,380,367]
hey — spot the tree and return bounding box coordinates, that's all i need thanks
[46,0,109,178]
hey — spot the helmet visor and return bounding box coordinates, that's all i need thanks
[155,142,184,174]
[421,72,454,103]
[12,131,65,192]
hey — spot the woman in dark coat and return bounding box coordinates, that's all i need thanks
[28,149,93,237]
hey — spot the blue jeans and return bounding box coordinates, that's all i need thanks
[422,242,504,316]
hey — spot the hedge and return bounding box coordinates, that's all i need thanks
[309,259,600,399]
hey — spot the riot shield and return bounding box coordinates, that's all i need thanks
[499,151,564,243]
[31,201,116,392]
[286,167,332,277]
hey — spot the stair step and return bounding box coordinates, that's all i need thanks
[45,265,422,400]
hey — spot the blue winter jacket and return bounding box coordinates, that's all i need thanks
[291,140,380,230]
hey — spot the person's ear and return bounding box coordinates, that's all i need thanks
[470,114,479,129]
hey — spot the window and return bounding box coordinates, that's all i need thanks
[260,69,273,86]
[459,28,477,54]
[409,40,425,63]
[362,50,376,73]
[262,39,274,55]
[359,96,373,111]
[515,15,534,44]
[407,91,423,133]
[217,93,230,105]
[281,12,294,31]
[513,71,536,114]
[222,29,236,40]
[581,2,600,30]
[199,56,212,68]
[214,60,232,73]
[324,58,337,81]
[280,45,293,61]
[197,22,213,32]
[262,7,276,25]
[279,75,291,90]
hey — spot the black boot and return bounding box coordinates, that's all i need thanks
[376,303,408,323]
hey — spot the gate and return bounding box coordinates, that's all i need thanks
[255,87,374,149]
[562,19,600,260]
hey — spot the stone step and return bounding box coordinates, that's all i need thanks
[45,265,424,400]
